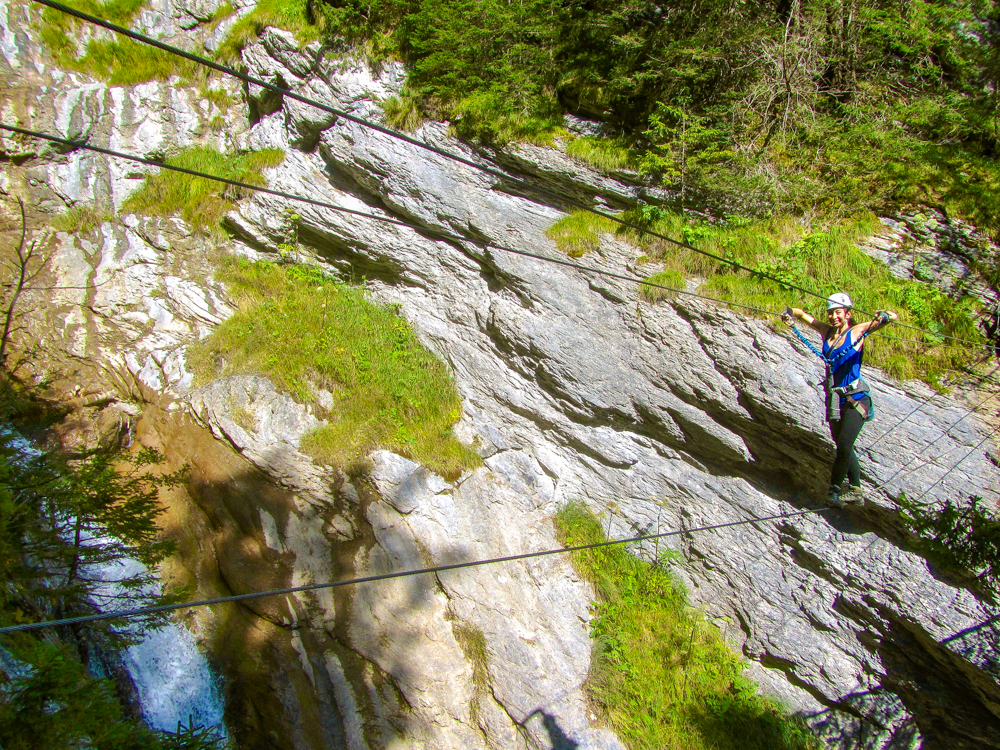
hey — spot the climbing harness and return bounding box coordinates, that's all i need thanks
[784,308,885,422]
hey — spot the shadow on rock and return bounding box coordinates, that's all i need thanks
[522,709,580,750]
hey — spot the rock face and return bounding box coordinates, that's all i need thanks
[2,2,1000,749]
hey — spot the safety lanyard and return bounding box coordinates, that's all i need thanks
[788,322,874,371]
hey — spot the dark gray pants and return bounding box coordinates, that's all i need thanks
[829,396,870,489]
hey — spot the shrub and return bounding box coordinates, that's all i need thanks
[898,494,1000,599]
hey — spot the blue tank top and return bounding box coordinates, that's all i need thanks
[823,329,867,403]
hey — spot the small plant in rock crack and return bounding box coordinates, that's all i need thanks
[277,208,302,264]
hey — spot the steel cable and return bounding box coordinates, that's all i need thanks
[0,506,831,635]
[3,123,980,353]
[26,0,994,349]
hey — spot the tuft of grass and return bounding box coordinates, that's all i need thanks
[216,0,323,63]
[545,212,619,257]
[565,136,635,173]
[452,619,490,726]
[639,269,685,302]
[207,1,236,27]
[51,204,113,234]
[555,502,818,750]
[38,0,198,85]
[382,93,428,133]
[200,86,236,111]
[187,258,480,478]
[122,146,285,232]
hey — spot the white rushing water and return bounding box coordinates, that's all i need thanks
[4,430,227,739]
[89,552,229,740]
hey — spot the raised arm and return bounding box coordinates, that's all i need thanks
[783,307,830,336]
[852,310,898,336]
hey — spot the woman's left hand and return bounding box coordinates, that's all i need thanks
[875,310,898,327]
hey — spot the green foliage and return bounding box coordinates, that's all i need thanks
[187,258,480,478]
[38,0,198,85]
[217,0,323,62]
[0,393,221,749]
[51,205,113,235]
[318,0,1000,238]
[122,147,285,232]
[0,638,229,749]
[898,494,1000,597]
[565,136,635,173]
[322,0,565,141]
[200,87,236,111]
[0,439,186,644]
[0,640,154,750]
[382,92,428,132]
[638,269,685,302]
[554,502,818,750]
[544,211,618,257]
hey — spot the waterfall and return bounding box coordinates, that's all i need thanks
[4,430,228,740]
[87,549,229,741]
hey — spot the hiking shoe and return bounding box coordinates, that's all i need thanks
[840,485,866,507]
[827,489,844,508]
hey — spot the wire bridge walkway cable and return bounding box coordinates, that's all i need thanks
[3,371,992,637]
[25,0,997,350]
[0,507,832,635]
[2,5,997,637]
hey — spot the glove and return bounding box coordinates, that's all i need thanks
[877,311,890,325]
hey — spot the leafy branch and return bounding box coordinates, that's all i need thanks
[898,493,1000,599]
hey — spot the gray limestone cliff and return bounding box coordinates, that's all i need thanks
[2,1,1000,748]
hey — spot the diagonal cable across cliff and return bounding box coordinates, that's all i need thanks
[1,381,992,638]
[24,0,994,350]
[0,507,833,635]
[0,123,980,353]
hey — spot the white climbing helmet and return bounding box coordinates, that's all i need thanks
[826,292,853,311]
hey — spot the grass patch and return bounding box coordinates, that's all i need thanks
[187,258,480,478]
[122,146,285,232]
[638,270,685,302]
[382,93,428,133]
[555,209,984,386]
[207,1,236,27]
[565,136,635,173]
[545,212,619,257]
[452,621,489,692]
[51,204,113,234]
[555,502,818,750]
[200,86,236,110]
[451,619,490,725]
[38,0,199,85]
[216,0,324,63]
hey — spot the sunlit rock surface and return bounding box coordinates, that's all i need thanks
[2,2,1000,748]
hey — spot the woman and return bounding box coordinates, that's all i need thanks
[782,293,897,507]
